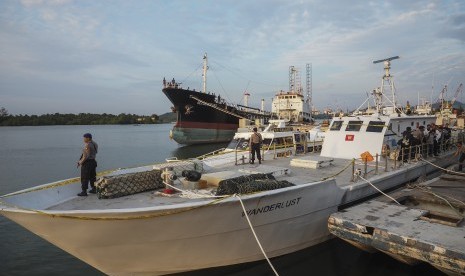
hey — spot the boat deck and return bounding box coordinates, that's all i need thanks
[45,150,441,211]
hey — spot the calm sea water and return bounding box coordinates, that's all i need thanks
[0,125,443,276]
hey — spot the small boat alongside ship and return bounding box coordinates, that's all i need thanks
[1,56,463,276]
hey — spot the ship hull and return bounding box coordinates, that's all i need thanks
[171,121,237,144]
[162,87,267,145]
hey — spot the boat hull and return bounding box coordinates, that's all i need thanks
[1,179,344,276]
[0,155,457,275]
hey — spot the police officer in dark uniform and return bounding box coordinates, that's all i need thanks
[249,127,262,164]
[77,133,98,196]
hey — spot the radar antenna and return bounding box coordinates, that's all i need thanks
[372,56,400,114]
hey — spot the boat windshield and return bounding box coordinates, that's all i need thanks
[330,121,343,131]
[366,121,385,132]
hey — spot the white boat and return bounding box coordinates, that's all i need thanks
[1,57,462,276]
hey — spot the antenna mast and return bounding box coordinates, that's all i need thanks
[289,66,302,94]
[306,63,312,119]
[202,53,208,93]
[372,56,400,114]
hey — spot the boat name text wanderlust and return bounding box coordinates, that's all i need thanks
[241,197,302,217]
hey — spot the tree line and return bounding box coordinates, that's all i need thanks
[0,107,159,126]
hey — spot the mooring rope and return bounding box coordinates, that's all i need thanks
[357,175,401,205]
[147,179,281,275]
[419,157,465,176]
[407,183,464,218]
[236,195,280,276]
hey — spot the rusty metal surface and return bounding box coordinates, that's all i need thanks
[328,176,465,275]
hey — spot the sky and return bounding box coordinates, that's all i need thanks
[1,0,464,115]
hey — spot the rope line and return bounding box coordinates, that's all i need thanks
[407,184,464,218]
[236,195,280,276]
[320,159,353,181]
[358,175,401,205]
[419,158,465,176]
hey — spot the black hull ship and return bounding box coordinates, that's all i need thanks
[163,53,271,145]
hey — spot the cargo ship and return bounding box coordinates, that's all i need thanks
[162,53,271,145]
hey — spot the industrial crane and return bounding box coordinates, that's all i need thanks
[450,83,463,107]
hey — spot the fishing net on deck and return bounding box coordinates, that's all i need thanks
[96,170,164,199]
[216,174,295,196]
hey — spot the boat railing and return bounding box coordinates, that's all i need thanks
[231,139,324,165]
[350,131,465,182]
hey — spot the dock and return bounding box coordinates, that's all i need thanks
[328,173,465,275]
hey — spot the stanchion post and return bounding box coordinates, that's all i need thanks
[407,146,412,164]
[351,159,355,182]
[273,143,276,159]
[384,154,388,172]
[363,158,368,178]
[401,148,405,164]
[375,153,379,174]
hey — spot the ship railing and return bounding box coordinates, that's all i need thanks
[350,130,464,182]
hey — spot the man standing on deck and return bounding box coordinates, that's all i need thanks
[77,133,98,196]
[249,127,262,164]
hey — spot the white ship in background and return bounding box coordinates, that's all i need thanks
[272,65,313,123]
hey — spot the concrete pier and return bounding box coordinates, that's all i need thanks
[328,174,465,275]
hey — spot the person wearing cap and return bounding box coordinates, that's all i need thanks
[77,133,98,196]
[249,127,262,164]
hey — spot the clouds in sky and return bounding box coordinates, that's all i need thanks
[0,0,464,115]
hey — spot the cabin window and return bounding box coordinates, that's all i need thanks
[345,121,363,132]
[330,121,343,131]
[411,122,414,126]
[366,121,385,133]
